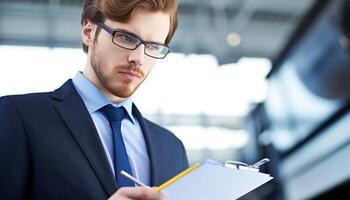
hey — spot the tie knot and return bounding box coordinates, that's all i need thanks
[100,104,126,122]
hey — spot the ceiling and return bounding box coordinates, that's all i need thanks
[0,0,315,64]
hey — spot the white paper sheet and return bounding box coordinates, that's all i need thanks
[162,163,273,200]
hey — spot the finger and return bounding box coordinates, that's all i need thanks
[159,191,167,200]
[117,187,163,199]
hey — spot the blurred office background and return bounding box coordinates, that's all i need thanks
[1,0,350,199]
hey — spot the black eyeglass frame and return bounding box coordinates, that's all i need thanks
[97,22,170,59]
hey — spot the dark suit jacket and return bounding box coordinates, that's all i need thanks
[0,80,189,200]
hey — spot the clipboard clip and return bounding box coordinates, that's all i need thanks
[224,158,270,172]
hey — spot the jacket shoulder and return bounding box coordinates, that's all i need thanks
[0,92,53,108]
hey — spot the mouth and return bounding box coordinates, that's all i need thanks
[118,69,141,80]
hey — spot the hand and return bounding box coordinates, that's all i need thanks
[108,187,166,200]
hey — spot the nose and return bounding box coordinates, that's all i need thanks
[128,44,145,67]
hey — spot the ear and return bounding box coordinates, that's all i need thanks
[81,19,96,48]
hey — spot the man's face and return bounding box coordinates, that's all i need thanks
[83,9,170,101]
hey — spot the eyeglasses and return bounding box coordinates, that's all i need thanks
[98,22,170,59]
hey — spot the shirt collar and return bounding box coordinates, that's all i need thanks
[72,72,136,124]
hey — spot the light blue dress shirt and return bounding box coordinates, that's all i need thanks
[72,72,150,185]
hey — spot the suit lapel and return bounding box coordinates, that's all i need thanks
[51,80,117,196]
[132,105,163,186]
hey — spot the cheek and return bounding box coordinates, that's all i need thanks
[95,36,126,64]
[144,60,156,72]
[99,48,126,69]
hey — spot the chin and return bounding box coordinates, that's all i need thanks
[110,86,136,98]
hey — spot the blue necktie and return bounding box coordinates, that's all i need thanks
[100,105,134,186]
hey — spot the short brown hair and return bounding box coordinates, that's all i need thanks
[81,0,179,53]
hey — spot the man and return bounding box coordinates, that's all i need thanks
[0,0,189,199]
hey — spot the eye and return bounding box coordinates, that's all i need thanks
[121,34,135,42]
[146,43,161,51]
[115,32,139,44]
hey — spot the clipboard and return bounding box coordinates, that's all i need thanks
[157,158,273,200]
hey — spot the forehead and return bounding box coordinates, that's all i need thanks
[106,9,170,43]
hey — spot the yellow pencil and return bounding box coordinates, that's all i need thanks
[155,162,201,191]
